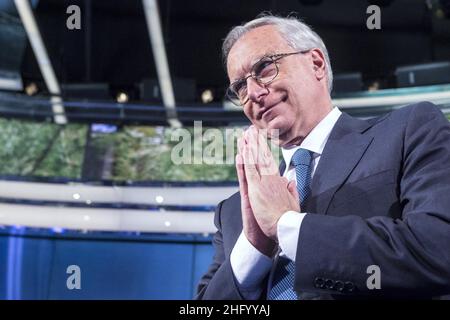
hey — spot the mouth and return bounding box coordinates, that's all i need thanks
[257,95,287,121]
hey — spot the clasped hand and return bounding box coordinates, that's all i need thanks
[235,126,300,256]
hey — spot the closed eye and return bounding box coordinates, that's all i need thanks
[253,60,274,78]
[233,79,247,95]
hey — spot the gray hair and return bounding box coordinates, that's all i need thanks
[222,14,333,93]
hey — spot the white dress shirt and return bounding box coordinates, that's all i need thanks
[230,107,342,299]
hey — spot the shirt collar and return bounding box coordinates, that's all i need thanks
[282,107,342,169]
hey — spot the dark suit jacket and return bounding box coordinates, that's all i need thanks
[196,102,450,299]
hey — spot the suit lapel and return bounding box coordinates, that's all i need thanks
[279,159,286,176]
[307,113,374,214]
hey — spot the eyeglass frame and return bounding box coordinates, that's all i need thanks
[226,50,311,106]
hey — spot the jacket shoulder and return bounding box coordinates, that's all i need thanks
[367,101,445,129]
[390,101,443,120]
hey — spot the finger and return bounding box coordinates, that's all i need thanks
[235,153,248,196]
[257,130,279,176]
[253,127,278,176]
[236,154,256,222]
[243,126,251,144]
[236,154,248,211]
[287,179,301,212]
[243,144,260,183]
[257,129,271,159]
[287,180,299,199]
[247,126,262,173]
[237,135,246,156]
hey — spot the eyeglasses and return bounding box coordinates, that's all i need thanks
[226,50,309,106]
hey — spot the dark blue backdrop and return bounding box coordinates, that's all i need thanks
[0,227,214,299]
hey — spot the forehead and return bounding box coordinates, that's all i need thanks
[227,25,291,80]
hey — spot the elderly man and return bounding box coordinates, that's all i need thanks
[196,14,450,300]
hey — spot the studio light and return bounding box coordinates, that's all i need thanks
[25,82,38,96]
[201,89,214,104]
[72,193,81,200]
[116,91,129,103]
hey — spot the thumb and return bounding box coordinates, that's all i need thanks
[287,180,298,199]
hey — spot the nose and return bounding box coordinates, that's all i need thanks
[246,77,268,103]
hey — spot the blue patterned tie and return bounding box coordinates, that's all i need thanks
[268,148,313,300]
[292,148,313,204]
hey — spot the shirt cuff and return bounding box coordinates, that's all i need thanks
[277,211,307,262]
[230,231,273,290]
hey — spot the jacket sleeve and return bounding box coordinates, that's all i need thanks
[195,200,245,300]
[295,103,450,298]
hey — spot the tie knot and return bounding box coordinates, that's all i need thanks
[291,148,312,167]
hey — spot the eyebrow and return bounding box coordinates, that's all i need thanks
[232,61,253,83]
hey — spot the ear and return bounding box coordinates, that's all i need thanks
[310,48,326,81]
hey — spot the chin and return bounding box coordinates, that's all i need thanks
[265,116,291,136]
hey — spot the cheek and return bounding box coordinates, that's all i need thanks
[279,101,299,122]
[244,106,261,122]
[279,113,296,128]
[243,108,260,127]
[286,68,315,90]
[243,107,253,121]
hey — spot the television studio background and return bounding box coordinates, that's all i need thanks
[0,0,449,300]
